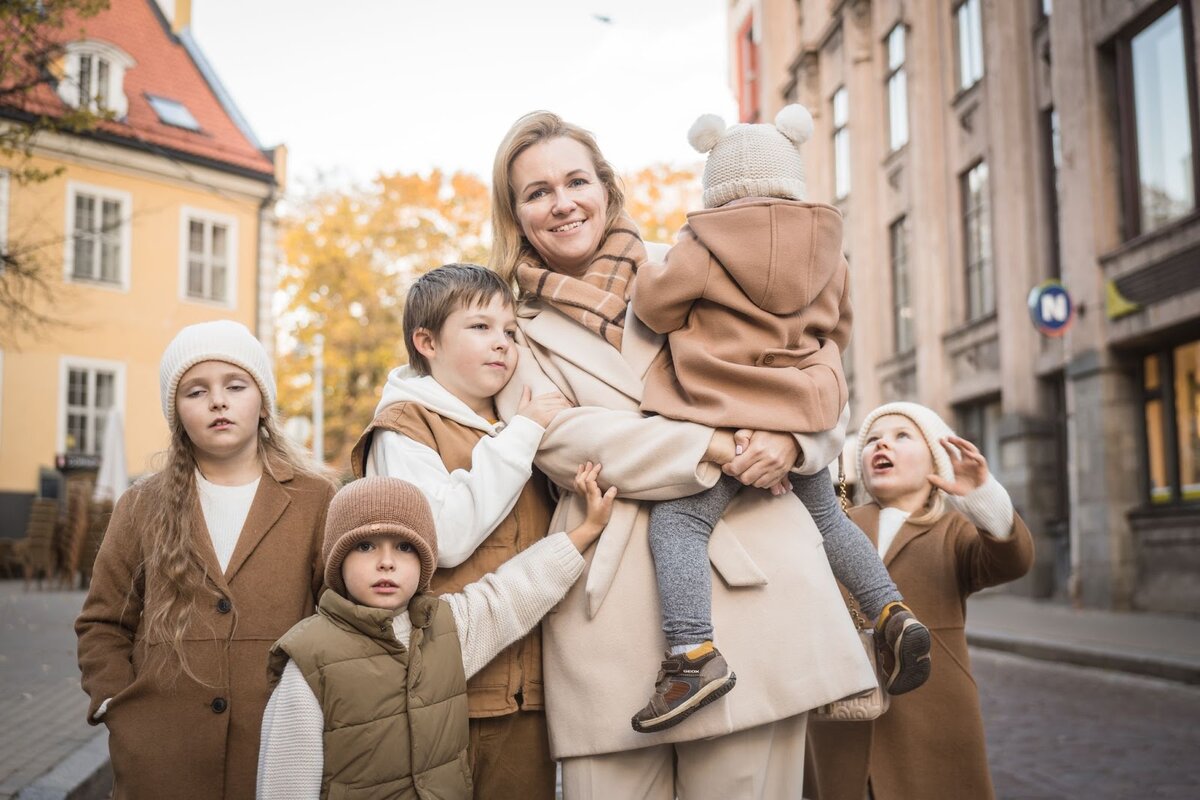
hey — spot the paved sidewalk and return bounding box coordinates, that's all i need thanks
[0,582,109,800]
[967,591,1200,684]
[3,578,1198,799]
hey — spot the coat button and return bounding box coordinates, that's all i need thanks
[216,598,232,614]
[763,354,776,365]
[211,697,228,713]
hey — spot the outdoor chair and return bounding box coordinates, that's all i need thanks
[16,499,59,589]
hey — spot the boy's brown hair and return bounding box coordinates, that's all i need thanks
[404,263,516,375]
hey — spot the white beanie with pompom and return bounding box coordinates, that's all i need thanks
[691,104,814,208]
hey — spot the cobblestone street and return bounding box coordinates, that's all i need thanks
[975,648,1200,799]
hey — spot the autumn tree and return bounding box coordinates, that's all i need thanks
[621,163,701,246]
[1,0,110,346]
[276,170,490,471]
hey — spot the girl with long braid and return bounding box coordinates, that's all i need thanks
[76,321,335,800]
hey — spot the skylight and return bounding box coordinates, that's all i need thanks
[147,95,200,131]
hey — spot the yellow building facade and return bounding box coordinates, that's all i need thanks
[0,0,281,533]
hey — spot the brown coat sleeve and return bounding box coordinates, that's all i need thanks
[631,227,711,335]
[75,486,146,723]
[953,511,1036,596]
[309,481,337,604]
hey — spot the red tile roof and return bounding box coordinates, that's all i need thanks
[4,0,275,179]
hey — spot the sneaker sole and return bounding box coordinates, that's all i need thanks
[631,672,737,734]
[887,620,931,695]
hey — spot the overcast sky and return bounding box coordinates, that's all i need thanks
[180,0,739,191]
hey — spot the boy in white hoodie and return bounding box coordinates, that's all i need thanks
[348,263,570,800]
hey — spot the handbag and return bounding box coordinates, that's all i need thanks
[810,455,891,722]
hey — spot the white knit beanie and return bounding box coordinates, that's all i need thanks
[689,104,814,209]
[159,320,276,430]
[856,402,958,485]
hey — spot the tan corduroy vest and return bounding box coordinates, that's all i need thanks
[269,591,471,800]
[351,402,554,717]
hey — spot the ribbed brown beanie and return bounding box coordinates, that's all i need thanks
[323,477,439,598]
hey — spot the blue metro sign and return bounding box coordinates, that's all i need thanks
[1028,280,1074,337]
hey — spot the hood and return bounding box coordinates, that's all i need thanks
[685,199,845,315]
[375,366,498,435]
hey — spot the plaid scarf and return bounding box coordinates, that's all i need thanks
[515,214,645,350]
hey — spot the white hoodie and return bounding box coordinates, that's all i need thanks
[365,366,547,568]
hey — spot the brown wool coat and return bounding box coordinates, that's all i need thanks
[634,199,852,433]
[494,248,877,760]
[75,463,335,800]
[805,503,1035,800]
[350,402,553,718]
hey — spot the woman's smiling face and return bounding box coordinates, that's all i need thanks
[510,136,609,276]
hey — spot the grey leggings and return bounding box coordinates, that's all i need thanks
[648,471,901,647]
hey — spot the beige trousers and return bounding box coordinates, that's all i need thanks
[560,714,808,800]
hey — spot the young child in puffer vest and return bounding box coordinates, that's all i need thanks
[627,106,932,734]
[256,468,614,800]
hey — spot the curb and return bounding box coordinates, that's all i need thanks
[16,731,111,800]
[967,629,1200,686]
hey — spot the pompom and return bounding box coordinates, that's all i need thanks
[688,113,726,154]
[775,104,814,145]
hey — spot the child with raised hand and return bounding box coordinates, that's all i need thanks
[806,402,1034,799]
[257,464,616,800]
[75,320,336,800]
[349,263,570,798]
[628,106,931,734]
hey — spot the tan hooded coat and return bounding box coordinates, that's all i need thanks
[634,199,851,433]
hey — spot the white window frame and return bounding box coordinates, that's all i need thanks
[832,86,850,199]
[179,206,239,309]
[956,0,985,90]
[64,181,132,292]
[57,356,126,456]
[886,25,909,151]
[57,40,135,117]
[0,169,9,262]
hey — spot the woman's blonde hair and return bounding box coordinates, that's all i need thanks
[488,110,626,284]
[138,406,332,685]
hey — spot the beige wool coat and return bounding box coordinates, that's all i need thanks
[76,463,335,800]
[805,503,1035,800]
[635,199,851,434]
[495,243,876,760]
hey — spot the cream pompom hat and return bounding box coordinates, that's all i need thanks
[689,104,814,209]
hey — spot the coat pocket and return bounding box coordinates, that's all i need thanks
[708,518,768,587]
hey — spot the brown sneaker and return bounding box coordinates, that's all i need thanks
[875,603,932,695]
[631,643,736,733]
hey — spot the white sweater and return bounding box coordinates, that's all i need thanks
[256,532,584,800]
[364,367,547,568]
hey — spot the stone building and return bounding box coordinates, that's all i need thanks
[726,0,1199,614]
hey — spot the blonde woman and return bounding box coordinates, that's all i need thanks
[805,402,1035,800]
[488,111,876,799]
[76,321,336,800]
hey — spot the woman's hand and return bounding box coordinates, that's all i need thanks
[723,429,800,489]
[567,461,618,552]
[927,435,990,496]
[703,429,737,465]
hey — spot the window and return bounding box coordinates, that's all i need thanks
[147,95,201,131]
[886,25,909,151]
[59,358,124,456]
[66,182,131,289]
[0,169,8,265]
[956,0,985,90]
[961,161,994,319]
[180,208,237,306]
[56,41,133,117]
[1143,340,1200,505]
[737,15,761,123]
[890,217,913,353]
[1117,2,1197,237]
[1043,107,1063,279]
[832,87,850,199]
[956,397,1002,467]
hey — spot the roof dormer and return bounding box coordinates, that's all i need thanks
[57,40,136,118]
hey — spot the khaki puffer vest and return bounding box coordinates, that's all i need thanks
[269,591,471,800]
[351,402,554,717]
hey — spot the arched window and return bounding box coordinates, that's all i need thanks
[57,40,135,118]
